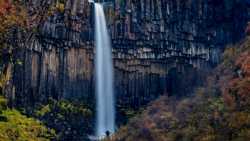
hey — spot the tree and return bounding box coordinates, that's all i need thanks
[0,0,27,90]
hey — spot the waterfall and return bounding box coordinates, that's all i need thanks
[94,3,115,137]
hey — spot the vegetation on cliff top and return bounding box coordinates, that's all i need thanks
[0,2,55,140]
[0,0,26,35]
[0,0,26,45]
[0,0,27,78]
[110,37,250,141]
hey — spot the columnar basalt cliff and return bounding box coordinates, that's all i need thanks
[7,0,249,110]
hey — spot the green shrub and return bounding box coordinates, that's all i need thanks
[35,99,93,141]
[0,109,56,141]
[0,96,7,111]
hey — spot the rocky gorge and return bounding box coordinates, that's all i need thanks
[2,0,250,139]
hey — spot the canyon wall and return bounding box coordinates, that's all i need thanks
[7,0,249,109]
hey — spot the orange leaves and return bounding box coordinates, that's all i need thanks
[0,0,27,34]
[219,38,250,110]
[0,0,12,15]
[222,92,235,109]
[224,78,250,110]
[111,38,250,141]
[227,112,250,129]
[236,51,250,77]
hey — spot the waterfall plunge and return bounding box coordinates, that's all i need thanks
[94,3,115,137]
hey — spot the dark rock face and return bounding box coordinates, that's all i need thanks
[7,0,249,112]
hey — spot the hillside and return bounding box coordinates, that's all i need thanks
[111,37,250,141]
[0,96,56,141]
[0,0,249,140]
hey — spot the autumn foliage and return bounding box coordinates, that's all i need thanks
[0,0,27,92]
[218,38,250,111]
[0,0,26,34]
[110,38,250,141]
[0,0,12,14]
[0,0,26,56]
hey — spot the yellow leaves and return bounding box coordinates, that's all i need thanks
[56,2,65,13]
[0,109,56,141]
[228,112,250,129]
[0,64,11,89]
[0,96,7,110]
[35,105,51,117]
[237,129,250,140]
[0,73,7,89]
[222,46,238,68]
[0,96,56,141]
[0,0,27,36]
[197,134,217,141]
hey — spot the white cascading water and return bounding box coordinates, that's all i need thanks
[94,3,115,137]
